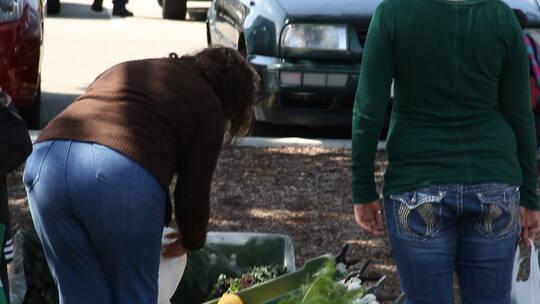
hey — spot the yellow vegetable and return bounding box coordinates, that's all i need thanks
[217,293,244,304]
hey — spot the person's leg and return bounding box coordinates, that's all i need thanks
[91,0,103,12]
[456,184,519,304]
[384,187,458,304]
[24,140,114,304]
[112,0,133,17]
[66,142,166,304]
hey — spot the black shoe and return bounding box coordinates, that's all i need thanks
[112,7,133,17]
[91,2,103,12]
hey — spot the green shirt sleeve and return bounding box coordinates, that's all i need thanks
[351,1,394,204]
[499,18,539,210]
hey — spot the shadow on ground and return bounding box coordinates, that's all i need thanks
[45,2,110,20]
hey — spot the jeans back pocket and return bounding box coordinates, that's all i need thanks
[474,185,519,240]
[389,189,446,240]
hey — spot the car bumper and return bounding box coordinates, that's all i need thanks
[249,54,360,127]
[0,10,42,107]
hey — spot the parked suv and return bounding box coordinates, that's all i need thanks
[207,0,540,128]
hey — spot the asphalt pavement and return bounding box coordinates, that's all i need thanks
[40,0,208,128]
[38,0,364,143]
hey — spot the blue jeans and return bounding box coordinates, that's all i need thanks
[23,140,166,304]
[385,183,520,304]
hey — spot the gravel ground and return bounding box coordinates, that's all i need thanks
[7,146,539,303]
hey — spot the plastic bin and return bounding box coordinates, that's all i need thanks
[171,232,296,304]
[201,243,407,304]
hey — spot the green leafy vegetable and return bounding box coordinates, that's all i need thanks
[278,260,364,304]
[209,264,287,299]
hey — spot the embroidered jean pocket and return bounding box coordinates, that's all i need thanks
[474,185,519,240]
[389,189,445,240]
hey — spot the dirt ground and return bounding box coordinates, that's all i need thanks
[7,146,539,303]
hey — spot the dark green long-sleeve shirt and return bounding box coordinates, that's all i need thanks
[352,0,539,210]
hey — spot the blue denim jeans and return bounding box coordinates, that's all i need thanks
[23,140,166,304]
[385,183,520,304]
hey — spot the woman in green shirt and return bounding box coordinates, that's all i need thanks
[351,0,540,302]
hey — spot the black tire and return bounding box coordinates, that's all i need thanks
[18,90,41,130]
[157,0,162,7]
[162,0,187,20]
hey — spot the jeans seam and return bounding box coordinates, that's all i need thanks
[63,140,74,216]
[25,141,54,191]
[500,201,518,236]
[473,224,517,240]
[421,184,518,193]
[458,190,463,215]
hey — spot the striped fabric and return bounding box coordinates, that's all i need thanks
[524,33,540,153]
[3,237,12,263]
[524,33,540,110]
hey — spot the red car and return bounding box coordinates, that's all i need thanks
[0,0,44,129]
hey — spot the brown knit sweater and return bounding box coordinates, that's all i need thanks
[37,58,225,251]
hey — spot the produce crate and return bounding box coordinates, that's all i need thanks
[203,254,334,304]
[171,232,296,304]
[202,244,407,304]
[172,234,405,304]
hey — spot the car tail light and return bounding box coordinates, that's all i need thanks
[0,0,21,22]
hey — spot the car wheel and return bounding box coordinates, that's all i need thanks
[18,89,41,130]
[162,0,187,20]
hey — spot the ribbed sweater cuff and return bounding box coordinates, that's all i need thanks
[351,189,379,204]
[182,236,206,252]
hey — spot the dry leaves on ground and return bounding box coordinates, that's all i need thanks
[8,146,539,303]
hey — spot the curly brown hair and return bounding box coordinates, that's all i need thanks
[177,47,260,144]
